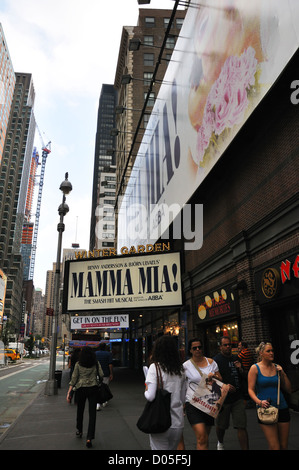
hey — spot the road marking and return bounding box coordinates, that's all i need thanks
[0,362,47,381]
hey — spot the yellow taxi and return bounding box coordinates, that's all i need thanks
[5,348,20,361]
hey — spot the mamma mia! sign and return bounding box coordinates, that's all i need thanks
[64,252,182,312]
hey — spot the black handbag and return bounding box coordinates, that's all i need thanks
[96,363,113,404]
[137,363,171,434]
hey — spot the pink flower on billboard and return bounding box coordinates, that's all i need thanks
[195,47,258,164]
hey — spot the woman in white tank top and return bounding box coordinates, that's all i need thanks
[183,337,222,450]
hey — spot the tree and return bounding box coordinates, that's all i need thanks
[0,319,14,347]
[25,335,35,356]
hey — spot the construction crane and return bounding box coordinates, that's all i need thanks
[28,125,51,281]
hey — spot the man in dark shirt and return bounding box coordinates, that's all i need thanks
[214,336,249,450]
[96,343,113,410]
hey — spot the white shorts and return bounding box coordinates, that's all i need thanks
[149,427,183,450]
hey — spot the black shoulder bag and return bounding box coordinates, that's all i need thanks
[96,362,113,404]
[136,363,171,434]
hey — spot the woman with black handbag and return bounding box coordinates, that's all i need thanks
[67,347,103,448]
[142,335,186,450]
[248,342,292,450]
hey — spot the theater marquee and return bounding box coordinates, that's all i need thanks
[63,252,182,312]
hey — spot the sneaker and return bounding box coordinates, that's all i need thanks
[101,401,108,408]
[217,441,224,450]
[96,404,101,411]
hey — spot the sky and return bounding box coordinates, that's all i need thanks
[0,0,182,291]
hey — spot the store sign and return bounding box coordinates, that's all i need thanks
[69,340,101,349]
[255,253,299,304]
[261,268,280,299]
[64,252,182,312]
[71,314,129,330]
[74,242,171,260]
[280,254,299,284]
[197,286,236,322]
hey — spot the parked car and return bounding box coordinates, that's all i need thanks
[4,348,20,361]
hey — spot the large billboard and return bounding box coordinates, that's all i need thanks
[0,269,7,321]
[64,252,182,312]
[117,0,299,250]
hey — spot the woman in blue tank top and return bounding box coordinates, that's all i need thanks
[248,342,292,450]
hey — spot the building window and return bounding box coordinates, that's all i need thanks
[145,92,155,107]
[165,36,175,50]
[176,18,184,29]
[102,233,114,239]
[144,113,150,128]
[144,72,153,85]
[144,53,154,66]
[102,242,114,247]
[145,17,155,28]
[144,35,154,46]
[164,18,171,28]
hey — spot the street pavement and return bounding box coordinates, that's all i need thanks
[0,366,298,453]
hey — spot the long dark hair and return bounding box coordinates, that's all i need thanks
[78,346,97,368]
[150,335,183,376]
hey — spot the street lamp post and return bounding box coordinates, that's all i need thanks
[45,173,72,396]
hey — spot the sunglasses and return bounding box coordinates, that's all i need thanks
[192,346,202,350]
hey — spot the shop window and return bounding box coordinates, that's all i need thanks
[274,306,299,370]
[205,320,239,357]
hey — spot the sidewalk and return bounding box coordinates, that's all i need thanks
[0,367,298,451]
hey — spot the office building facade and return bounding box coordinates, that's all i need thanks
[95,165,116,250]
[0,72,36,331]
[0,24,15,166]
[90,84,117,250]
